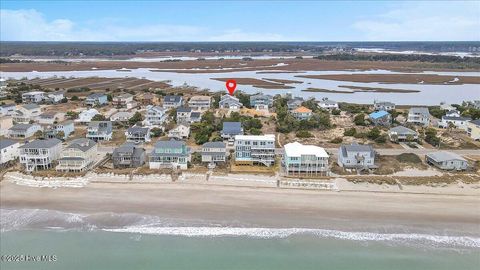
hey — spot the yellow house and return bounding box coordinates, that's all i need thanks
[467,120,480,141]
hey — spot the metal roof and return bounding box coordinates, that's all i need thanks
[19,138,61,149]
[203,141,226,148]
[426,151,467,162]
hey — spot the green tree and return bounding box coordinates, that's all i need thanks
[354,113,366,126]
[344,127,357,137]
[92,114,106,121]
[128,112,143,125]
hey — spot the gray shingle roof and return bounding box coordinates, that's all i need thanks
[427,151,467,162]
[177,107,192,113]
[409,107,429,115]
[164,95,182,103]
[9,123,35,131]
[22,103,40,110]
[203,141,226,148]
[222,122,242,134]
[340,143,374,158]
[19,138,61,149]
[0,139,18,150]
[127,126,149,135]
[389,126,417,135]
[442,116,472,121]
[471,119,480,126]
[87,93,107,99]
[67,138,96,152]
[154,139,186,149]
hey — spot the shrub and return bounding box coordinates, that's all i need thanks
[330,137,343,143]
[296,130,313,138]
[344,127,357,136]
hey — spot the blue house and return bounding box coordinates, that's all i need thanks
[369,110,391,126]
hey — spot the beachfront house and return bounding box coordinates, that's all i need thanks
[112,143,146,168]
[163,95,183,109]
[75,109,100,124]
[168,124,190,139]
[467,120,480,140]
[438,116,471,131]
[373,101,395,111]
[426,151,468,171]
[287,97,304,110]
[219,95,242,111]
[282,142,329,176]
[0,104,16,116]
[338,143,376,170]
[221,122,243,140]
[56,138,97,172]
[291,106,313,121]
[110,111,134,123]
[19,138,62,172]
[234,134,276,167]
[317,98,339,111]
[8,123,42,139]
[0,139,20,165]
[12,104,41,124]
[388,126,418,142]
[37,111,65,125]
[44,120,75,140]
[86,121,113,141]
[143,105,167,127]
[188,96,211,112]
[125,126,151,143]
[407,107,430,126]
[201,141,227,164]
[176,107,192,124]
[369,110,392,127]
[149,140,191,170]
[85,93,108,107]
[112,93,136,109]
[250,93,273,111]
[22,91,45,103]
[0,116,14,137]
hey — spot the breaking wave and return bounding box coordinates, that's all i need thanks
[2,208,479,249]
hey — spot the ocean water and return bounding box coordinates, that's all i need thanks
[1,231,479,270]
[1,209,479,270]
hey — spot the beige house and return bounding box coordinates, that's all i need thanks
[0,116,14,136]
[56,138,98,172]
[467,120,480,141]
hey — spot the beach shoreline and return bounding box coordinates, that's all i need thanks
[1,179,479,237]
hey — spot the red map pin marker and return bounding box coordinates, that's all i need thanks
[226,79,237,95]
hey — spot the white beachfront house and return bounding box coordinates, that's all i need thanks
[19,138,62,172]
[125,126,151,143]
[0,139,20,165]
[282,142,329,176]
[407,107,430,126]
[143,105,167,127]
[338,143,376,170]
[8,123,42,139]
[234,134,276,166]
[56,138,98,172]
[12,104,41,124]
[86,121,113,141]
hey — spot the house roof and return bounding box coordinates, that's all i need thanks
[154,139,186,149]
[0,139,19,150]
[115,93,133,99]
[87,93,107,99]
[369,110,390,119]
[113,143,145,157]
[88,121,112,132]
[293,106,312,113]
[375,101,395,106]
[389,126,417,135]
[164,95,182,103]
[427,151,467,162]
[177,107,192,113]
[127,126,150,135]
[340,143,374,158]
[0,104,15,108]
[189,96,211,102]
[22,103,40,110]
[318,99,337,105]
[222,122,242,134]
[203,141,226,148]
[19,138,61,149]
[470,119,480,126]
[9,123,36,131]
[442,116,472,121]
[409,107,429,115]
[284,142,328,158]
[190,112,201,119]
[67,138,96,152]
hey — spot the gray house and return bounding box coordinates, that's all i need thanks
[86,121,113,141]
[426,151,468,171]
[201,141,227,164]
[163,95,183,109]
[221,122,243,140]
[338,143,376,170]
[388,126,418,142]
[112,143,146,168]
[407,107,430,126]
[250,93,273,110]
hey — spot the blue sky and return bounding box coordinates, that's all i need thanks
[1,1,479,41]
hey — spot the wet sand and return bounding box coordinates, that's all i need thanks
[1,181,479,235]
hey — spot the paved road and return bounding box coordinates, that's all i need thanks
[97,145,480,156]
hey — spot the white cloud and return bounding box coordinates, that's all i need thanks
[0,9,287,41]
[352,2,480,41]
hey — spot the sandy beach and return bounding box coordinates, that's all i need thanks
[1,180,479,236]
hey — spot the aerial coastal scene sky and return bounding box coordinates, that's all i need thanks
[1,0,479,41]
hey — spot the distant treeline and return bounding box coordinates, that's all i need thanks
[314,53,480,64]
[0,41,479,57]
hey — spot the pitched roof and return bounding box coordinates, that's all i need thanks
[340,143,374,158]
[389,126,417,135]
[19,138,61,149]
[9,123,36,131]
[427,151,467,162]
[164,95,182,103]
[409,107,429,115]
[87,93,107,99]
[442,116,472,121]
[203,141,226,148]
[293,106,312,113]
[22,103,40,110]
[369,110,390,119]
[222,122,242,134]
[127,126,150,135]
[154,139,186,149]
[177,107,192,113]
[67,138,96,152]
[0,139,19,150]
[470,119,480,126]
